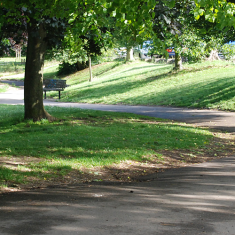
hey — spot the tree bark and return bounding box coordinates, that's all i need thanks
[126,47,135,61]
[88,56,92,82]
[174,52,183,70]
[207,50,220,61]
[24,23,55,121]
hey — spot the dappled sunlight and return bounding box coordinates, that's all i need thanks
[55,61,235,111]
[59,62,172,103]
[1,158,235,234]
[0,105,234,192]
[1,106,234,188]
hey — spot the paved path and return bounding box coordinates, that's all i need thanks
[0,157,235,235]
[0,84,235,132]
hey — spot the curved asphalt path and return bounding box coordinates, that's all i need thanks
[0,80,235,133]
[0,81,235,235]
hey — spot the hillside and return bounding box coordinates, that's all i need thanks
[49,60,235,111]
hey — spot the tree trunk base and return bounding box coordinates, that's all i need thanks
[174,52,183,70]
[126,48,135,61]
[41,111,57,122]
[25,108,57,122]
[207,50,220,61]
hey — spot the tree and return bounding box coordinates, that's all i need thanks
[1,0,156,121]
[194,0,235,28]
[0,4,69,121]
[151,0,235,69]
[152,0,198,70]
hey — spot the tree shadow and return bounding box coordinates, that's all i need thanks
[0,109,216,186]
[0,157,235,234]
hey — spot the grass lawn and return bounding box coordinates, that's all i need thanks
[46,60,235,111]
[1,59,235,192]
[0,84,8,93]
[0,57,59,78]
[0,104,234,192]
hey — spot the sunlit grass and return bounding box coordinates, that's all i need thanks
[0,105,213,186]
[0,57,59,78]
[1,59,234,188]
[47,60,235,111]
[0,84,8,93]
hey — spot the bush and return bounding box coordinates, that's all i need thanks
[57,61,89,76]
[220,44,235,60]
[57,62,78,76]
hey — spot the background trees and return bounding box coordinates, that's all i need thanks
[1,0,235,120]
[0,0,157,121]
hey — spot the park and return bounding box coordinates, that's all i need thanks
[0,0,235,234]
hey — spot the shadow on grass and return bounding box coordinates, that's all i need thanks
[59,62,235,110]
[43,71,57,80]
[0,105,24,127]
[59,62,232,107]
[93,62,124,77]
[0,106,214,185]
[60,65,172,102]
[127,73,235,109]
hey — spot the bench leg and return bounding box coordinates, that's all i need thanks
[44,91,47,99]
[59,91,61,99]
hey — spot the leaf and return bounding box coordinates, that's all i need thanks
[167,0,175,8]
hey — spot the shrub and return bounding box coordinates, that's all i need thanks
[220,44,235,60]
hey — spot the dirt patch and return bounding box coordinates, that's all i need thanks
[0,156,42,170]
[1,131,234,194]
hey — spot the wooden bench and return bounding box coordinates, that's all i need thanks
[43,79,67,99]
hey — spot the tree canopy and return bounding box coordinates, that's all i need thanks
[1,0,235,120]
[0,0,156,120]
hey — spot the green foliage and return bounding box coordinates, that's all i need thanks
[221,43,235,60]
[204,37,223,54]
[194,0,235,29]
[57,62,79,76]
[179,31,222,62]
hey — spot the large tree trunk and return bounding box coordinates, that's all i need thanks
[126,47,135,61]
[207,50,220,61]
[24,23,54,121]
[174,52,183,70]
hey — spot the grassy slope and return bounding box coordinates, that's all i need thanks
[0,58,59,78]
[48,60,235,111]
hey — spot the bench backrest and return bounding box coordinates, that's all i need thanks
[43,79,66,89]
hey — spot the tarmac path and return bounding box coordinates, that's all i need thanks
[0,81,235,235]
[0,81,235,133]
[0,157,235,235]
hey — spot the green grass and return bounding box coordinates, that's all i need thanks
[0,57,26,62]
[43,64,60,79]
[0,61,25,76]
[1,59,234,187]
[0,84,8,93]
[0,57,59,78]
[0,104,213,186]
[47,60,235,111]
